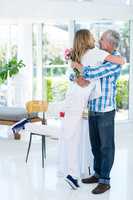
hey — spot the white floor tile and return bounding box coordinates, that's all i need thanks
[0,131,132,200]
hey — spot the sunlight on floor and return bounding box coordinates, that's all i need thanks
[0,129,133,200]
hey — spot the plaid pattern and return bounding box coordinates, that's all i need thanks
[82,51,121,112]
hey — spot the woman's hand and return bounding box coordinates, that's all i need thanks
[75,77,90,87]
[71,62,83,73]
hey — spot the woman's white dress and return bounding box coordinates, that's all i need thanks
[58,47,109,178]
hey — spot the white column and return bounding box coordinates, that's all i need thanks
[68,20,75,47]
[13,24,33,107]
[35,24,43,100]
[128,20,133,121]
[7,25,13,106]
[42,23,48,101]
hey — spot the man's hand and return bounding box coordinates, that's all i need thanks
[71,62,83,72]
[75,77,90,87]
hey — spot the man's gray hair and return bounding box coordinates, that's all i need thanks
[105,29,120,49]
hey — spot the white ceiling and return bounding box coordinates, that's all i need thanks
[43,0,132,6]
[0,0,133,20]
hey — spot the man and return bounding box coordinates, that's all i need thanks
[72,29,123,194]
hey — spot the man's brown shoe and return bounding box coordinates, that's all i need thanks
[81,176,98,184]
[92,183,110,194]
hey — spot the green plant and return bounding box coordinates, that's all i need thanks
[44,78,53,102]
[49,56,64,65]
[0,57,25,84]
[116,79,129,110]
[44,77,68,102]
[50,79,68,102]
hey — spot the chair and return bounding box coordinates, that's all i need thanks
[25,100,48,168]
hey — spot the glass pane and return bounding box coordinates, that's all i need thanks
[42,23,69,102]
[0,24,18,106]
[75,20,130,120]
[10,25,18,58]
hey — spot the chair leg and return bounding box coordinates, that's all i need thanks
[88,166,91,175]
[42,135,46,168]
[42,136,44,168]
[26,133,32,163]
[43,135,46,159]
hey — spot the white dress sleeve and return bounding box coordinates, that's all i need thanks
[95,48,110,64]
[82,48,109,100]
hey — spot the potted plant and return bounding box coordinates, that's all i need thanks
[0,57,25,84]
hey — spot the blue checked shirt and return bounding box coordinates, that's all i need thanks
[82,50,121,112]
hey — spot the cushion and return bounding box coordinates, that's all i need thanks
[0,107,38,121]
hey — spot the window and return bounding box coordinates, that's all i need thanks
[32,22,69,103]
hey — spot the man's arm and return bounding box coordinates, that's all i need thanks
[105,55,125,65]
[82,62,121,80]
[72,62,121,80]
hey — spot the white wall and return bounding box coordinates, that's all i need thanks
[0,1,133,22]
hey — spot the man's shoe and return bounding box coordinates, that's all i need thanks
[92,183,110,194]
[82,176,99,184]
[65,175,80,190]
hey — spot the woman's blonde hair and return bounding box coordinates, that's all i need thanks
[71,29,95,63]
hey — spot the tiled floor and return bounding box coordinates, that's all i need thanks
[0,127,133,200]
